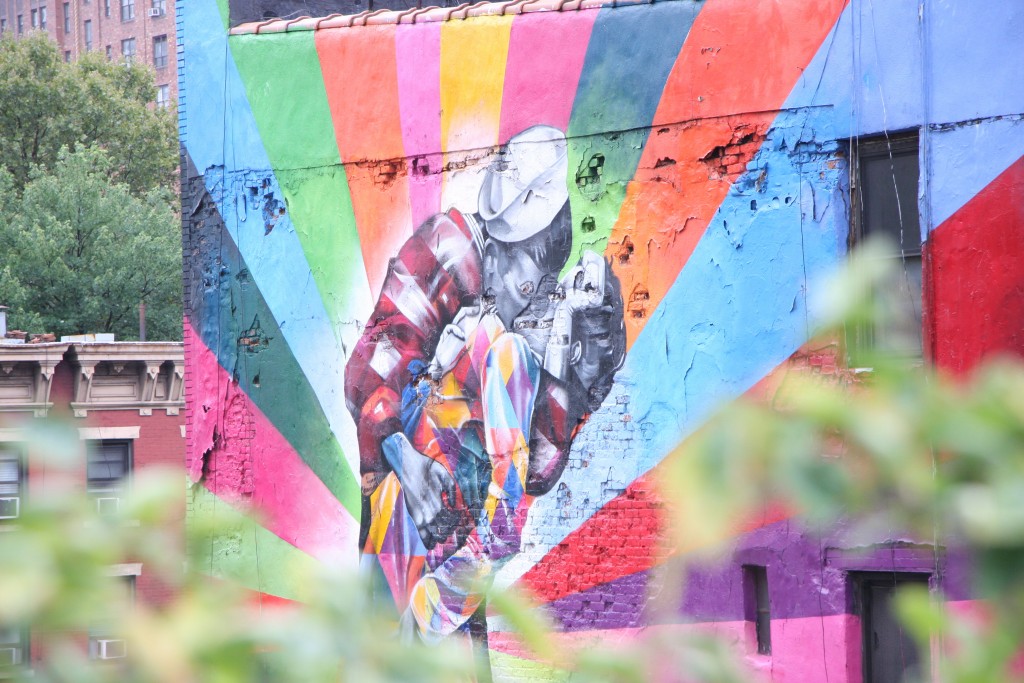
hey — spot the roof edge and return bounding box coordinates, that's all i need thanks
[228,0,654,34]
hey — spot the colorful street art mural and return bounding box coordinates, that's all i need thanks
[180,0,1024,679]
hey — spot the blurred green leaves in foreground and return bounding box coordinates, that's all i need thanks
[2,243,1023,682]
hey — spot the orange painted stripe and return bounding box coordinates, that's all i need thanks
[610,0,849,348]
[316,25,412,296]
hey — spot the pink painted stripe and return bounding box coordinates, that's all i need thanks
[498,10,598,143]
[186,323,358,568]
[396,22,444,227]
[490,615,860,683]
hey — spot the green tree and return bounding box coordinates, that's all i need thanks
[0,147,182,340]
[0,32,176,196]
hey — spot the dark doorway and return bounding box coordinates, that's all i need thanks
[855,573,930,683]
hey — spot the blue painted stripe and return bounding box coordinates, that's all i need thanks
[182,0,365,477]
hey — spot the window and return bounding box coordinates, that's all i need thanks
[39,5,47,29]
[30,8,38,28]
[63,2,70,33]
[152,34,167,69]
[120,0,134,21]
[89,576,134,661]
[1,18,6,34]
[850,132,922,359]
[106,44,112,60]
[0,447,23,522]
[155,84,170,109]
[84,20,93,51]
[64,50,72,62]
[17,14,23,34]
[743,565,771,655]
[104,0,111,17]
[120,37,136,65]
[854,573,929,683]
[151,0,166,14]
[87,440,131,514]
[0,627,28,670]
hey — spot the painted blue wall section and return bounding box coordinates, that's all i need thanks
[183,0,361,473]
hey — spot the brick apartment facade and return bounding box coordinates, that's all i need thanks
[0,332,185,668]
[0,0,176,109]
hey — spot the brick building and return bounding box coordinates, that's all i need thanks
[0,0,176,108]
[181,0,1024,681]
[0,313,185,668]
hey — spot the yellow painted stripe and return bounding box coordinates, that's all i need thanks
[440,16,514,207]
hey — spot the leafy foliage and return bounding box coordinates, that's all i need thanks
[0,147,181,340]
[0,33,177,196]
[1,253,1022,682]
[0,32,180,339]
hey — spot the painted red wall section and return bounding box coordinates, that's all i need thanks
[928,155,1024,374]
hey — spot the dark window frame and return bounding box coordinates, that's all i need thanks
[86,440,133,510]
[0,625,30,671]
[0,445,25,523]
[88,576,135,660]
[848,130,923,361]
[152,34,168,68]
[851,571,931,683]
[742,564,772,656]
[120,37,136,65]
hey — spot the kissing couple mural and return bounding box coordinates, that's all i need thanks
[345,125,627,643]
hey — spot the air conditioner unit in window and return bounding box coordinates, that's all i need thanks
[147,7,162,16]
[96,497,120,516]
[96,639,127,660]
[0,497,19,520]
[0,647,20,667]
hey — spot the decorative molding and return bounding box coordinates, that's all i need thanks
[78,426,141,441]
[0,428,23,443]
[105,563,143,577]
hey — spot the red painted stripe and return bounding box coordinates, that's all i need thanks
[316,26,413,296]
[927,154,1024,374]
[517,462,790,605]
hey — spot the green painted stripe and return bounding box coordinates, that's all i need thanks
[488,648,572,683]
[228,30,370,337]
[189,485,322,601]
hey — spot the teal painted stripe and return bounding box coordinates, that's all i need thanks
[193,197,361,519]
[564,1,702,268]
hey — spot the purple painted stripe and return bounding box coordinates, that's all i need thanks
[544,518,974,631]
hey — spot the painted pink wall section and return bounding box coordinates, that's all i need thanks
[769,614,861,683]
[187,323,357,567]
[488,615,859,682]
[498,11,598,144]
[396,22,444,227]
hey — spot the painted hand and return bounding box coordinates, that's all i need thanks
[382,433,460,549]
